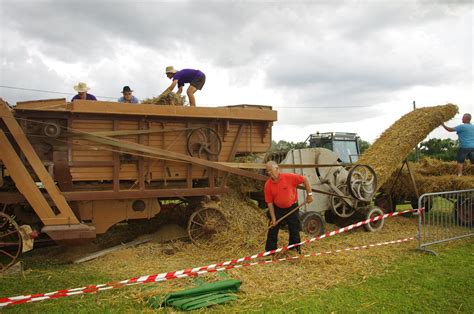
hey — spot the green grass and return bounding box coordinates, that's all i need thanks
[223,240,473,313]
[1,239,472,313]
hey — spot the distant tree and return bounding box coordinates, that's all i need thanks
[359,139,370,154]
[271,140,308,151]
[407,138,458,162]
[419,138,458,161]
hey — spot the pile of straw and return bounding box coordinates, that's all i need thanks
[41,190,421,307]
[141,92,185,106]
[358,104,458,189]
[382,157,474,200]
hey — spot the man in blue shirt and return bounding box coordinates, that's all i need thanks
[441,113,474,176]
[162,66,206,107]
[118,86,139,104]
[71,82,97,101]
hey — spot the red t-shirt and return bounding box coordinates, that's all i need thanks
[264,173,305,208]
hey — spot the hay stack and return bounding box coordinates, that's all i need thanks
[381,157,474,200]
[415,157,474,176]
[358,103,458,190]
[142,92,185,106]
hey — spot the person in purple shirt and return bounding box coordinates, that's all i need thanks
[71,82,97,102]
[162,66,206,107]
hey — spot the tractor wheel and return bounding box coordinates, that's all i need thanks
[300,212,325,236]
[363,207,385,232]
[0,212,22,273]
[187,207,228,245]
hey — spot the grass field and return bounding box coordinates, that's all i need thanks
[1,235,472,312]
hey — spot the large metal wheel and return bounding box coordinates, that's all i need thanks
[363,206,385,232]
[330,184,357,218]
[0,212,22,272]
[347,164,377,202]
[187,207,228,245]
[186,127,222,160]
[300,212,324,236]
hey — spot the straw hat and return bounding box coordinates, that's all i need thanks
[73,82,90,92]
[165,66,177,74]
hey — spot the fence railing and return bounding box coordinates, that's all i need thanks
[418,189,473,254]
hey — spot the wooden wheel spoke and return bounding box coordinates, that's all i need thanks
[0,249,16,259]
[187,207,227,245]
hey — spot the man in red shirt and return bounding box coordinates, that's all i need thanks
[264,161,314,253]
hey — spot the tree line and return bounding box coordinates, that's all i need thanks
[271,138,458,161]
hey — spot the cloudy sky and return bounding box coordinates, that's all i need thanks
[0,0,472,143]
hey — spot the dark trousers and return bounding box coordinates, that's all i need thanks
[265,202,301,253]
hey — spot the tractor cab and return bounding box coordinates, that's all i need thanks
[305,132,360,163]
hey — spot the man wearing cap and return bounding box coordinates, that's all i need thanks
[162,66,206,107]
[118,86,139,104]
[264,161,314,254]
[71,82,97,101]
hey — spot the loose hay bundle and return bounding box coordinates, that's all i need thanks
[381,157,474,200]
[142,92,185,106]
[358,103,458,190]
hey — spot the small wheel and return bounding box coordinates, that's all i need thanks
[347,165,377,202]
[454,196,473,226]
[0,212,23,272]
[187,207,228,245]
[330,184,357,218]
[363,206,385,232]
[186,127,222,160]
[300,212,324,236]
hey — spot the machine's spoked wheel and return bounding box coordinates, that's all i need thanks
[330,184,356,218]
[347,165,377,202]
[363,207,385,232]
[300,212,325,236]
[0,212,22,272]
[454,196,473,226]
[186,128,222,160]
[187,207,228,245]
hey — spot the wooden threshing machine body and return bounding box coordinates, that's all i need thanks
[0,98,276,243]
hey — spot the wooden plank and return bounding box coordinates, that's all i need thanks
[0,99,79,224]
[73,235,154,264]
[81,132,269,182]
[0,130,58,221]
[69,100,277,122]
[217,162,352,169]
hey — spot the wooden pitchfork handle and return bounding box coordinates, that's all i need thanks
[265,201,308,231]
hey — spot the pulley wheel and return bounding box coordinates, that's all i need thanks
[187,207,228,245]
[186,127,222,160]
[347,164,377,202]
[330,184,357,218]
[0,212,22,273]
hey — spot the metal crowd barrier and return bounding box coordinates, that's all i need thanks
[417,189,473,255]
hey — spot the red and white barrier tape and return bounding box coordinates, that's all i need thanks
[0,209,416,307]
